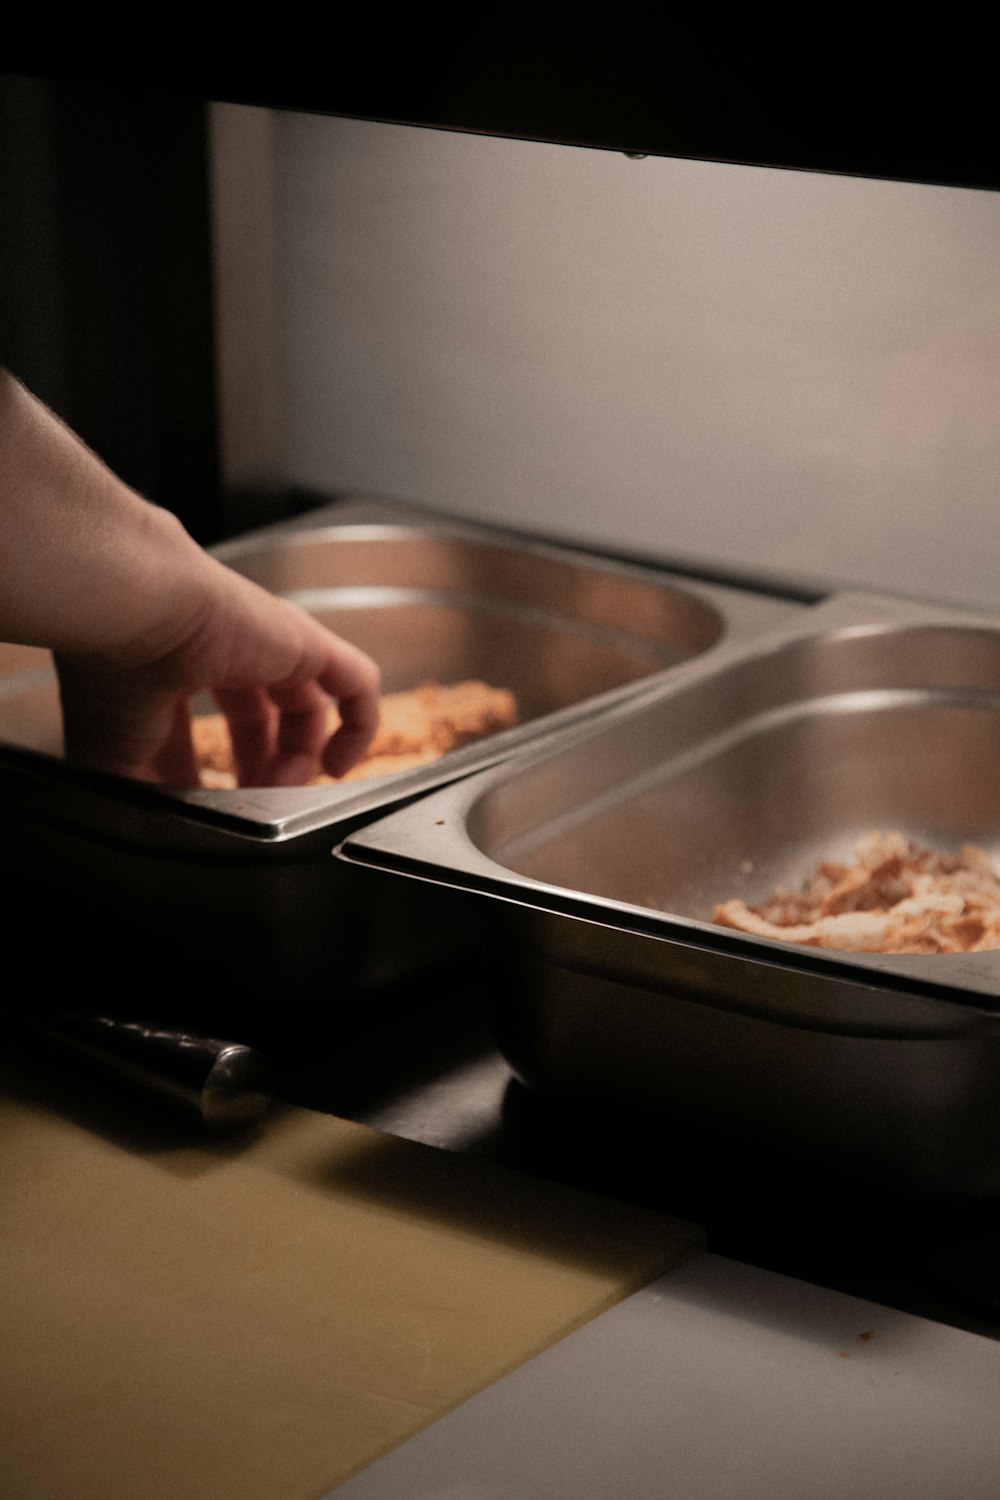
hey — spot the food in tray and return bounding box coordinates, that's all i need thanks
[714,829,1000,954]
[193,679,518,789]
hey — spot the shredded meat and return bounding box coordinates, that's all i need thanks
[193,679,518,788]
[714,830,1000,954]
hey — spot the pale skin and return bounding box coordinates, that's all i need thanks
[0,370,381,786]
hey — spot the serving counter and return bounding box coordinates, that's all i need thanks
[7,979,1000,1500]
[0,1039,699,1500]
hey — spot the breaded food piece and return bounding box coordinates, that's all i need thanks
[191,679,518,788]
[322,748,442,783]
[199,749,441,790]
[191,711,237,777]
[714,830,1000,954]
[364,680,518,758]
[199,766,240,789]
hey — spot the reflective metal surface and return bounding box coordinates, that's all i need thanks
[0,497,798,847]
[0,498,799,1006]
[340,592,1000,1197]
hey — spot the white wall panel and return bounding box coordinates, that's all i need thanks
[275,113,1000,608]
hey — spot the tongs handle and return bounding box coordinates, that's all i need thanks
[11,1009,273,1133]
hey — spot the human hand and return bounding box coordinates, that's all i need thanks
[54,541,381,788]
[0,370,380,787]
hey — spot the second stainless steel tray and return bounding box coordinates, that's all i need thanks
[340,591,1000,1196]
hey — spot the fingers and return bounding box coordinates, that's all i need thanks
[57,566,383,789]
[317,642,382,780]
[269,681,338,787]
[57,661,199,786]
[212,685,280,787]
[202,576,381,785]
[215,656,380,789]
[220,679,332,788]
[151,696,201,786]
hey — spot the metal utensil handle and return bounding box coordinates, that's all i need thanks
[12,1010,273,1132]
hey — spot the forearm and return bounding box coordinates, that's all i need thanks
[2,368,380,785]
[0,369,207,659]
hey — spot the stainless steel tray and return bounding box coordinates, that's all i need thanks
[0,496,798,1005]
[339,591,1000,1196]
[0,496,798,852]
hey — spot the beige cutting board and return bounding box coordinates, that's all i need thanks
[0,1049,701,1500]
